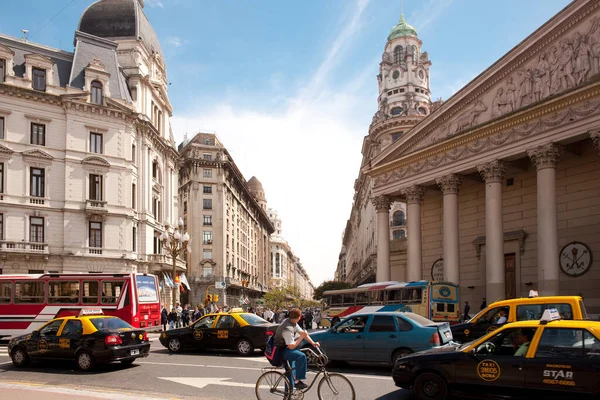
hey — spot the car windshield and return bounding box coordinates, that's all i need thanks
[90,317,133,331]
[239,313,269,325]
[402,312,435,327]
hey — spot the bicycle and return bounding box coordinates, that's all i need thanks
[255,347,355,400]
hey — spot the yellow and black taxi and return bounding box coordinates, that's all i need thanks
[160,308,277,356]
[8,309,150,371]
[451,293,587,343]
[393,309,600,400]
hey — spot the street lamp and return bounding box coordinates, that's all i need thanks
[160,218,190,308]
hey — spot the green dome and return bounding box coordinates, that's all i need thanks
[387,14,418,41]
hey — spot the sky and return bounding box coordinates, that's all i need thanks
[1,0,571,286]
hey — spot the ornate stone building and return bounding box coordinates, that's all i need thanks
[294,257,315,301]
[0,0,181,291]
[339,15,430,285]
[268,208,295,289]
[178,133,274,307]
[368,0,600,315]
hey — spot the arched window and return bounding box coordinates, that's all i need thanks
[411,45,418,64]
[392,210,406,226]
[393,45,404,63]
[393,230,402,240]
[91,81,103,105]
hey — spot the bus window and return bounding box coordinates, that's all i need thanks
[322,296,331,309]
[436,303,445,312]
[83,281,99,304]
[101,281,124,304]
[404,288,422,304]
[355,291,368,305]
[386,289,402,303]
[343,293,356,306]
[48,281,80,304]
[370,291,384,305]
[14,281,45,304]
[331,294,343,307]
[0,282,11,304]
[447,303,455,312]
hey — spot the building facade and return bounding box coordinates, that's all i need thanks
[178,132,274,307]
[367,0,600,315]
[268,208,295,289]
[0,0,182,297]
[338,14,432,285]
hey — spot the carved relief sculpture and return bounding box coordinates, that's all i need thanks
[559,39,576,90]
[451,100,487,134]
[491,88,509,117]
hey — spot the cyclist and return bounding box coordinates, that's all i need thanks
[274,308,320,391]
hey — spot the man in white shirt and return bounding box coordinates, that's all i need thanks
[263,308,274,322]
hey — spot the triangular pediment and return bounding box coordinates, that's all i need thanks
[0,143,14,155]
[371,7,600,170]
[0,43,15,57]
[81,156,110,167]
[21,149,53,160]
[24,53,55,65]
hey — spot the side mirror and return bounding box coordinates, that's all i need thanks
[31,330,40,337]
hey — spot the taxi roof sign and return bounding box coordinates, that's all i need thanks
[79,308,104,316]
[229,307,244,313]
[528,290,539,298]
[540,308,560,324]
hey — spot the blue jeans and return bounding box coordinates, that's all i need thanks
[283,348,307,391]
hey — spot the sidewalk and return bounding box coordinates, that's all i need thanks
[0,382,176,400]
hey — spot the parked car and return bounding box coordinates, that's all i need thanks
[307,312,453,365]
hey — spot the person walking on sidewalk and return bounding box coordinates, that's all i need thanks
[161,305,168,331]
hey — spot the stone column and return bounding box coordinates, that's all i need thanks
[373,196,392,282]
[528,143,560,296]
[403,186,424,282]
[478,161,506,301]
[591,131,600,153]
[436,174,461,284]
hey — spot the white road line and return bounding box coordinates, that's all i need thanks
[232,357,269,363]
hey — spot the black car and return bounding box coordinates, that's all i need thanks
[8,314,150,371]
[160,311,277,355]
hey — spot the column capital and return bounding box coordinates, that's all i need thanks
[402,186,424,204]
[436,174,461,195]
[528,143,560,170]
[477,160,506,183]
[590,131,600,153]
[372,195,392,212]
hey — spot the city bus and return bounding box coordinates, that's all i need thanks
[321,280,460,326]
[0,273,161,339]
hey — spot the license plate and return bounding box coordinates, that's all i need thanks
[444,331,451,339]
[130,349,140,356]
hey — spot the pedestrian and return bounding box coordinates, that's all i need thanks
[480,297,487,311]
[463,301,471,322]
[264,308,274,322]
[305,311,313,330]
[161,304,168,331]
[182,304,190,326]
[314,312,322,329]
[274,308,320,392]
[273,309,280,323]
[168,308,177,330]
[198,304,205,317]
[175,302,183,328]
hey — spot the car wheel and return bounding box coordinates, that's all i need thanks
[392,348,413,364]
[76,350,95,372]
[413,372,448,400]
[236,338,254,356]
[168,337,182,353]
[120,359,135,367]
[11,347,30,368]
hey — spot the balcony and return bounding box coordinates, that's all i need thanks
[147,254,186,270]
[0,240,49,255]
[85,200,108,216]
[29,196,46,205]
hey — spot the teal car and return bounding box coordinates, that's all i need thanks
[307,312,453,365]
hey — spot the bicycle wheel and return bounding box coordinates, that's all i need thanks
[255,370,293,400]
[317,372,355,400]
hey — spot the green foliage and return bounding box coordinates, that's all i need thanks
[262,285,321,310]
[313,280,353,300]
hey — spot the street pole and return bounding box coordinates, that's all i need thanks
[160,218,190,309]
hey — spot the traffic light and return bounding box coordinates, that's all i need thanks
[213,294,219,302]
[207,294,212,302]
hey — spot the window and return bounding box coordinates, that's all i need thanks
[152,196,161,221]
[31,123,45,145]
[91,81,103,105]
[475,327,537,357]
[216,315,238,328]
[0,213,3,241]
[153,230,162,253]
[30,217,44,242]
[89,174,103,200]
[62,319,83,336]
[193,315,215,329]
[183,201,187,213]
[203,199,212,210]
[32,67,46,91]
[203,169,212,178]
[203,266,213,277]
[0,116,4,139]
[152,160,159,181]
[369,315,397,332]
[393,230,406,240]
[203,215,212,225]
[393,45,404,63]
[90,132,103,153]
[396,317,413,332]
[393,211,406,226]
[132,226,137,252]
[516,303,573,321]
[89,222,102,248]
[0,59,4,83]
[131,183,136,209]
[131,143,136,164]
[14,281,44,303]
[478,306,511,324]
[336,316,368,333]
[40,320,63,336]
[203,185,212,194]
[48,281,80,304]
[203,153,212,160]
[0,281,11,304]
[392,132,403,142]
[203,249,212,259]
[30,167,45,198]
[203,231,213,244]
[536,329,598,359]
[82,281,98,304]
[0,163,4,194]
[101,281,124,304]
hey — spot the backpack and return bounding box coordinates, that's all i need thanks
[264,335,284,367]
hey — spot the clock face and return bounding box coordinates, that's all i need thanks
[559,241,592,277]
[392,70,400,80]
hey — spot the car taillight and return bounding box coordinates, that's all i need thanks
[430,332,441,346]
[105,334,122,346]
[142,332,149,341]
[266,331,274,336]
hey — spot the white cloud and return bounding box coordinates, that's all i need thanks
[145,0,164,8]
[166,36,184,48]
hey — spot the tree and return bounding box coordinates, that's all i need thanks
[313,280,353,300]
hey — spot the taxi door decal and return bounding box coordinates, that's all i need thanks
[477,359,501,381]
[543,364,576,387]
[486,325,498,333]
[59,338,70,349]
[217,330,228,339]
[194,330,204,340]
[38,339,49,354]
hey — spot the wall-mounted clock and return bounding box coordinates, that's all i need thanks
[559,241,592,277]
[392,70,400,80]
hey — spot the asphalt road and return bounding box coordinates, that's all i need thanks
[0,334,410,400]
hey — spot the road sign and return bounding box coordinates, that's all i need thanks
[215,281,226,289]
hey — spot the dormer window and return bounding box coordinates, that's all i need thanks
[32,68,46,91]
[91,81,103,105]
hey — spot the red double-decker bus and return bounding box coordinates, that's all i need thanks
[0,273,161,339]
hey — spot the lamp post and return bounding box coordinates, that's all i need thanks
[160,218,190,308]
